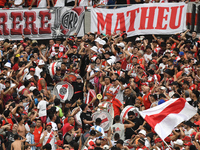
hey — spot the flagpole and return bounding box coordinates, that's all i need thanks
[162,140,171,149]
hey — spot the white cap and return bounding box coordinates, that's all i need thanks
[94,37,101,42]
[94,67,100,72]
[98,40,106,45]
[174,139,183,146]
[12,45,17,50]
[117,42,125,48]
[135,37,141,41]
[26,74,33,80]
[29,86,36,91]
[5,62,11,68]
[91,46,98,53]
[140,36,145,40]
[38,60,45,65]
[107,56,116,65]
[103,145,109,150]
[18,85,25,92]
[160,86,166,90]
[138,129,146,136]
[165,50,171,53]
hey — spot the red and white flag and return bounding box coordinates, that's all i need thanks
[139,98,197,140]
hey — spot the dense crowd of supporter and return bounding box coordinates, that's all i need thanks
[0,29,200,150]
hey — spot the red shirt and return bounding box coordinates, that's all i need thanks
[12,63,19,71]
[2,118,13,130]
[107,98,122,117]
[143,92,151,109]
[119,58,128,70]
[33,126,43,147]
[189,84,196,91]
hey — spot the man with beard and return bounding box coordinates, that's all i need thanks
[125,111,143,139]
[5,124,18,150]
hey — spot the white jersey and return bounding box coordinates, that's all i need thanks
[13,0,23,7]
[54,0,65,7]
[37,0,47,8]
[78,0,88,6]
[109,85,124,104]
[40,130,57,150]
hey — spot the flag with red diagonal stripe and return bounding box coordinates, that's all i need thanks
[139,98,197,140]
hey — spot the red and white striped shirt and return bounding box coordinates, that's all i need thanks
[49,44,66,54]
[85,89,96,105]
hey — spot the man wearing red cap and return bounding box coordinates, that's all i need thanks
[153,138,163,150]
[63,123,75,144]
[40,122,59,150]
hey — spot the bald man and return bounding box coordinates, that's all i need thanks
[142,86,151,109]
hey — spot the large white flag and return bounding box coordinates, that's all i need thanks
[139,98,197,140]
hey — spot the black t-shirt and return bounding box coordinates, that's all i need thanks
[53,74,64,83]
[125,118,143,139]
[0,136,4,150]
[146,132,154,146]
[123,94,135,107]
[95,147,103,150]
[80,111,93,130]
[5,131,15,150]
[71,82,84,103]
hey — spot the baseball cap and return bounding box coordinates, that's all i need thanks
[182,136,191,141]
[56,67,61,71]
[103,145,109,150]
[5,62,11,68]
[116,139,124,145]
[30,68,35,72]
[55,140,63,146]
[154,138,162,143]
[46,122,52,127]
[38,60,45,65]
[165,50,171,53]
[72,45,77,49]
[179,51,184,56]
[106,90,115,97]
[174,139,183,146]
[54,44,59,47]
[116,42,125,48]
[184,142,192,146]
[88,146,94,150]
[164,137,171,143]
[63,55,68,59]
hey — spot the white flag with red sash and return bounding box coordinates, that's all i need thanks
[139,98,197,140]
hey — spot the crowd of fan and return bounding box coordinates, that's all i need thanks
[0,29,200,150]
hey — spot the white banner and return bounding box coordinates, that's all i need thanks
[0,7,85,40]
[91,3,187,37]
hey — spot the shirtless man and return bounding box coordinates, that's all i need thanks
[11,134,26,150]
[17,116,26,137]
